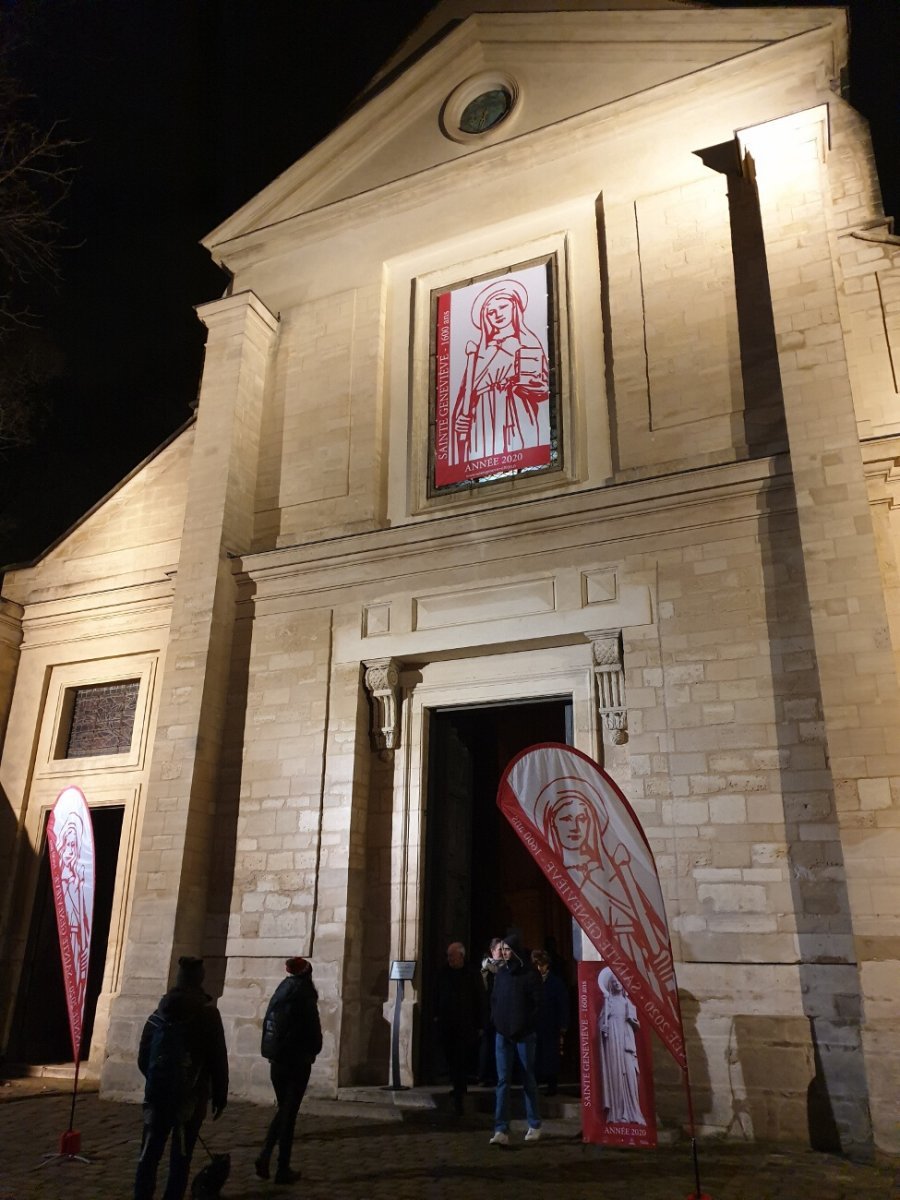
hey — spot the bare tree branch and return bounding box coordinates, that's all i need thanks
[0,40,78,450]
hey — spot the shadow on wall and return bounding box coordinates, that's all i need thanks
[654,989,712,1137]
[204,589,256,999]
[757,496,872,1159]
[0,779,24,960]
[0,788,49,1060]
[695,139,787,462]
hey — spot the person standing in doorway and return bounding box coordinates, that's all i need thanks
[433,941,483,1116]
[478,937,503,1086]
[532,949,568,1096]
[256,957,323,1185]
[489,932,542,1145]
[134,956,229,1200]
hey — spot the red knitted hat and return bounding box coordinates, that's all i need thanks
[285,957,311,975]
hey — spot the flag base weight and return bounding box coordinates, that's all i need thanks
[60,1130,81,1155]
[39,1129,91,1166]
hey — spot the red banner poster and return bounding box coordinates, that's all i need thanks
[497,743,686,1070]
[578,961,657,1147]
[47,786,95,1063]
[433,262,553,488]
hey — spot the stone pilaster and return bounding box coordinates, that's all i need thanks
[0,598,23,970]
[0,597,22,750]
[102,291,278,1097]
[739,108,900,1156]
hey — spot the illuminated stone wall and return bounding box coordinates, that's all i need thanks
[2,2,899,1157]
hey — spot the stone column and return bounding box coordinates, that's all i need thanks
[739,108,900,1155]
[102,291,278,1096]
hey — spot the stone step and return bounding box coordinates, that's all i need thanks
[1,1062,100,1084]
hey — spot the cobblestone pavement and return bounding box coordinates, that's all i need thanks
[0,1080,896,1200]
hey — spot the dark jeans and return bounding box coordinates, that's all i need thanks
[259,1059,312,1171]
[134,1106,202,1200]
[478,1020,497,1084]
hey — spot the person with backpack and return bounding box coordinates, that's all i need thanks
[134,956,229,1200]
[255,956,323,1185]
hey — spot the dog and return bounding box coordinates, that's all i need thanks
[190,1150,231,1199]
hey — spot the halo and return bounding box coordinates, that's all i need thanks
[470,278,528,326]
[56,810,84,848]
[529,774,610,837]
[598,967,616,994]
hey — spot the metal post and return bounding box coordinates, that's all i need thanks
[390,978,405,1091]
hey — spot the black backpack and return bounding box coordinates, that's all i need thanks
[260,984,295,1061]
[144,1013,199,1117]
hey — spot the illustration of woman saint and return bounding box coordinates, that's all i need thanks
[449,278,549,468]
[56,812,91,1005]
[598,967,645,1126]
[538,777,676,1012]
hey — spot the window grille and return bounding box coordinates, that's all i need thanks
[65,680,139,758]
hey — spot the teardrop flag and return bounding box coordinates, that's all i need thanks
[497,743,685,1069]
[46,786,95,1063]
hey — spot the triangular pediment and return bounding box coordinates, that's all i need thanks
[5,426,194,594]
[204,6,843,253]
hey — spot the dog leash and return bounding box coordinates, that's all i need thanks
[195,1132,216,1161]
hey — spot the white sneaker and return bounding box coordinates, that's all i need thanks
[524,1126,542,1142]
[489,1131,510,1146]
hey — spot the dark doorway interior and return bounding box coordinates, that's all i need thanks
[8,805,124,1064]
[421,697,575,1083]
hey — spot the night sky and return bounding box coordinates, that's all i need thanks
[1,0,897,567]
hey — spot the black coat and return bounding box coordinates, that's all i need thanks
[138,985,229,1113]
[433,962,484,1036]
[490,937,540,1041]
[262,973,323,1068]
[535,971,569,1078]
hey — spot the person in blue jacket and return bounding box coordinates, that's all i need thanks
[488,932,541,1145]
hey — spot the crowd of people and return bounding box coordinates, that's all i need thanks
[132,934,574,1197]
[433,931,572,1146]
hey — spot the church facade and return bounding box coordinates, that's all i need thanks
[2,1,899,1156]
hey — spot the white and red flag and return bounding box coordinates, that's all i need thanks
[497,743,685,1070]
[47,786,95,1063]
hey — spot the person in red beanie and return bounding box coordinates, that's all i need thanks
[255,957,322,1185]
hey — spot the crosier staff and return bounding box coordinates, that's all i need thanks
[453,338,480,465]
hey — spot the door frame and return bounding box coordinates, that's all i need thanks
[387,642,600,1085]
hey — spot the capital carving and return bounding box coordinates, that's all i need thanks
[585,629,628,746]
[363,658,402,760]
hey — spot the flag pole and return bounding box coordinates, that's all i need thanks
[682,1065,707,1200]
[68,1047,82,1133]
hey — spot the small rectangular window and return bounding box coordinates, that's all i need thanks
[64,680,140,758]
